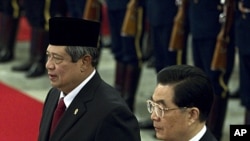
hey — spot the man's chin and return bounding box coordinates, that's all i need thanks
[50,82,59,88]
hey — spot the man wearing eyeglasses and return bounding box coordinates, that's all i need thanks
[147,65,217,141]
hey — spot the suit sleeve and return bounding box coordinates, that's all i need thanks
[94,106,141,141]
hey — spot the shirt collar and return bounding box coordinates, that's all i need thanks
[59,69,96,108]
[189,125,207,141]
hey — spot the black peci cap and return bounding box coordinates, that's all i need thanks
[49,17,100,47]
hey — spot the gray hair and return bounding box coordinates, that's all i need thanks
[65,46,99,67]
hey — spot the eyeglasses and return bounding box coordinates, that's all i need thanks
[146,100,187,118]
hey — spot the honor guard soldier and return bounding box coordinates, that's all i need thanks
[139,0,189,129]
[188,0,236,140]
[105,0,146,112]
[11,0,52,77]
[235,0,250,124]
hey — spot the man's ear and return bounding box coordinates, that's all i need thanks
[81,54,92,65]
[80,55,92,72]
[188,107,200,125]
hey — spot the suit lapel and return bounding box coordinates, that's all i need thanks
[38,88,60,141]
[200,128,217,141]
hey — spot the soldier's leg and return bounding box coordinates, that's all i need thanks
[0,0,20,62]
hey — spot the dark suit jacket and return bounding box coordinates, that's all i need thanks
[38,72,141,141]
[200,128,218,141]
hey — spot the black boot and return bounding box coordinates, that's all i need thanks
[12,29,36,72]
[26,61,46,78]
[122,65,141,112]
[207,94,228,141]
[12,60,33,71]
[25,28,48,78]
[0,14,20,62]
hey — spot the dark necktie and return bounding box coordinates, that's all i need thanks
[50,98,66,135]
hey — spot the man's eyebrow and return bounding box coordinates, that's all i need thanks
[151,97,167,107]
[46,52,64,57]
[156,100,166,107]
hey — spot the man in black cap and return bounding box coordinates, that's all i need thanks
[38,17,141,141]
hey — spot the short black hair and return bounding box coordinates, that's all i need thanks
[157,65,214,122]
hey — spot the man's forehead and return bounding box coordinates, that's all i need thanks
[47,45,66,50]
[153,85,175,106]
[47,45,67,54]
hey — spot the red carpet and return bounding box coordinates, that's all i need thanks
[0,82,43,141]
